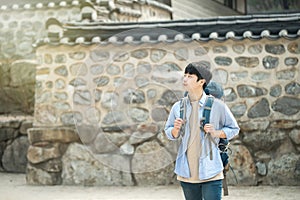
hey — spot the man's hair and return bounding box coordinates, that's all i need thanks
[184,62,212,89]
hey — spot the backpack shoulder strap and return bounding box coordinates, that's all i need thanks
[202,96,214,126]
[202,96,215,160]
[179,92,188,136]
[180,91,188,119]
[179,98,185,120]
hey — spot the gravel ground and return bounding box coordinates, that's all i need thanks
[0,173,299,200]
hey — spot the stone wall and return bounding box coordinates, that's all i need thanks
[0,4,82,114]
[0,115,33,173]
[27,38,300,186]
[0,1,172,183]
[0,1,172,113]
[0,2,82,179]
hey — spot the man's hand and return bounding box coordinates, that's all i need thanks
[204,123,222,138]
[172,118,184,138]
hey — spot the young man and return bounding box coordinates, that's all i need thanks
[164,63,240,200]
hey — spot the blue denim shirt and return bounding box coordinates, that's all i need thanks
[164,92,240,180]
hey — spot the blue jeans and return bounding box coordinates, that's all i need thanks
[180,180,222,200]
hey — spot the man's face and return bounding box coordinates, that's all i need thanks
[183,73,204,93]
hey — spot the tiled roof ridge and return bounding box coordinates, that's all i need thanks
[0,0,81,10]
[39,12,300,46]
[0,0,172,12]
[140,0,173,12]
[64,13,300,27]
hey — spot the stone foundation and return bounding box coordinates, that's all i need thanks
[0,115,33,173]
[26,126,176,186]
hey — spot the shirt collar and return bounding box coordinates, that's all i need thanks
[187,91,207,107]
[199,91,207,107]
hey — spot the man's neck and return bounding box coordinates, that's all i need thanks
[189,91,203,102]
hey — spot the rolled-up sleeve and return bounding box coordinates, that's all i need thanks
[164,102,180,140]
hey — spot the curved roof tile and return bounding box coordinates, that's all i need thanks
[1,1,80,10]
[0,0,172,13]
[39,13,300,45]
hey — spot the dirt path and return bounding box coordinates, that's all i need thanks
[0,173,299,200]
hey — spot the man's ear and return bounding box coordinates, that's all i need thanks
[198,79,206,85]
